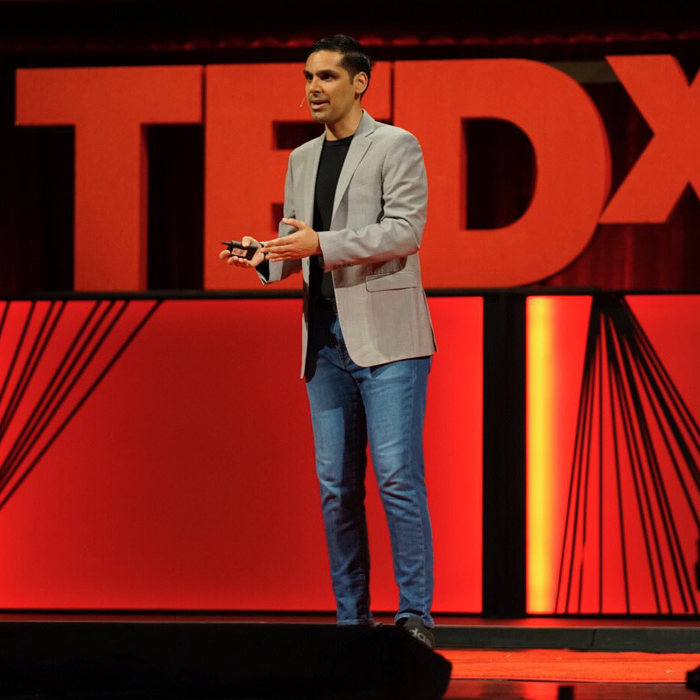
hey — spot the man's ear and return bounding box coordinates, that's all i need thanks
[355,72,369,97]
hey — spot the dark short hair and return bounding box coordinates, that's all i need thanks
[309,35,373,97]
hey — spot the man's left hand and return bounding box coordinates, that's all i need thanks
[262,218,321,261]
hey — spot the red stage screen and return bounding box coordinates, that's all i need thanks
[0,297,482,612]
[527,295,700,615]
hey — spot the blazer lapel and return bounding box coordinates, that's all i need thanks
[331,135,372,222]
[302,136,324,225]
[302,111,377,226]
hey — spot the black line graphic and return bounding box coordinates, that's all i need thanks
[555,295,700,615]
[0,299,161,510]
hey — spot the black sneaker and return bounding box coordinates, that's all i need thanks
[397,616,436,650]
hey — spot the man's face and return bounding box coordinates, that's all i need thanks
[303,50,363,126]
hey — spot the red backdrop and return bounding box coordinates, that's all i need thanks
[0,297,482,611]
[527,295,700,614]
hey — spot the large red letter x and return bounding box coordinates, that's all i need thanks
[601,55,700,223]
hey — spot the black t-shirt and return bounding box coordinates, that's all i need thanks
[311,134,354,300]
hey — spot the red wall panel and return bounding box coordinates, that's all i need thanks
[527,295,700,615]
[0,297,482,612]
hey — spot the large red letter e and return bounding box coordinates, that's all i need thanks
[16,67,202,291]
[395,60,611,288]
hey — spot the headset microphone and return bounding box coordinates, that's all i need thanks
[299,96,306,107]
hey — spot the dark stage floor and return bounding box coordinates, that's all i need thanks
[3,611,697,651]
[1,612,698,699]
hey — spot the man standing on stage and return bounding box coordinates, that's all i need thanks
[219,35,437,648]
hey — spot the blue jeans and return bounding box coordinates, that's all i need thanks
[305,307,434,628]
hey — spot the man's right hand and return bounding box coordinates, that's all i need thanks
[219,236,266,269]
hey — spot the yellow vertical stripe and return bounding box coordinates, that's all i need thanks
[527,297,556,613]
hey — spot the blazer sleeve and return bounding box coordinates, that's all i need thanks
[257,153,303,285]
[317,130,427,269]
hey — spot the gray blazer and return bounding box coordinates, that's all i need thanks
[260,111,437,377]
